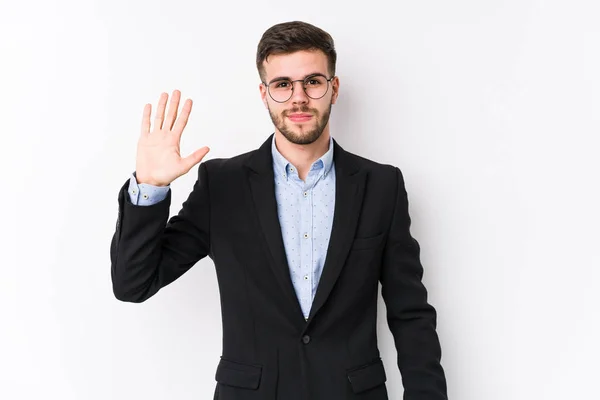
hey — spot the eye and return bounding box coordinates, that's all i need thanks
[305,77,324,86]
[274,81,291,89]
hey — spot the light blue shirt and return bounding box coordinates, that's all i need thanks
[127,135,336,319]
[127,173,170,205]
[271,135,336,318]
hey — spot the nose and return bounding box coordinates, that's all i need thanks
[289,80,309,104]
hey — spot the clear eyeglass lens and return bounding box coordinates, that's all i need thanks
[269,76,328,102]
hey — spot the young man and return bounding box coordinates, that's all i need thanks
[111,21,448,400]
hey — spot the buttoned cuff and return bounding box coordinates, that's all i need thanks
[128,172,170,205]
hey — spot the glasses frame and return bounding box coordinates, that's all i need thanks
[262,74,335,103]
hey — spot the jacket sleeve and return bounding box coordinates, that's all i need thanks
[379,166,448,399]
[110,162,211,303]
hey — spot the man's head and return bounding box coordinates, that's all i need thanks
[257,21,339,145]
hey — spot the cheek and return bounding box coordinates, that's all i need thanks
[267,104,284,118]
[315,100,331,114]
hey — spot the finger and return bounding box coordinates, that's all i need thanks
[163,89,181,131]
[181,146,210,174]
[153,92,168,132]
[141,103,151,135]
[172,98,193,139]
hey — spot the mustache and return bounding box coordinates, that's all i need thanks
[283,106,317,116]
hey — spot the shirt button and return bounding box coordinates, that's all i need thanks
[142,194,149,199]
[131,189,137,194]
[303,275,309,280]
[302,335,311,344]
[304,233,309,239]
[303,191,308,197]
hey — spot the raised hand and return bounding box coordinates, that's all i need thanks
[135,90,210,186]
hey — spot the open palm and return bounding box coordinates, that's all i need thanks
[135,90,210,186]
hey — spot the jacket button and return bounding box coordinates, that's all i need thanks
[302,335,311,344]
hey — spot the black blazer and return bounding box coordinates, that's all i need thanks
[110,133,448,400]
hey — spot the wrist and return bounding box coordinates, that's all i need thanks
[135,174,167,187]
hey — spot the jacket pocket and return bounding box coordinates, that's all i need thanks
[215,358,262,390]
[347,358,387,393]
[350,232,385,251]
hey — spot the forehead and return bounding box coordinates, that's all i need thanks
[263,49,329,81]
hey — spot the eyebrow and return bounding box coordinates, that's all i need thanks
[267,72,326,84]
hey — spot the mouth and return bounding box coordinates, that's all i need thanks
[287,113,313,123]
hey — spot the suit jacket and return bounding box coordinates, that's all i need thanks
[110,133,448,400]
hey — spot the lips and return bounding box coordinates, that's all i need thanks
[287,113,312,122]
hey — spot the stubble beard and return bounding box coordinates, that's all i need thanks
[268,102,332,145]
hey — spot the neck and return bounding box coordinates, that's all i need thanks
[274,129,331,180]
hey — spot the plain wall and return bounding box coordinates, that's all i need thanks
[1,0,598,399]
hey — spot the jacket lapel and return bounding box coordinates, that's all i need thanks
[308,142,366,322]
[244,133,366,325]
[245,135,305,324]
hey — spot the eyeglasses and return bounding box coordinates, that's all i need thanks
[262,74,334,103]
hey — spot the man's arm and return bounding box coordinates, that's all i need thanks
[110,162,211,303]
[379,167,448,399]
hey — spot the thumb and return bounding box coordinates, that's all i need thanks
[181,146,210,174]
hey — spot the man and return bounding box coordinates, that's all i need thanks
[111,20,448,400]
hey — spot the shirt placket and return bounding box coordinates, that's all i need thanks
[299,179,314,318]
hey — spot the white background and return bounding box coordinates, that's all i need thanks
[1,0,598,399]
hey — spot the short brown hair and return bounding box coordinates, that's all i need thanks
[256,21,337,82]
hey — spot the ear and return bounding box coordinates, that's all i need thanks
[330,76,340,105]
[259,83,269,109]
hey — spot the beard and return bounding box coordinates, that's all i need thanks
[268,101,332,145]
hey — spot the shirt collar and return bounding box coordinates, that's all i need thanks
[271,134,335,180]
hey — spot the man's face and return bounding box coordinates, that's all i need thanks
[259,50,339,145]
